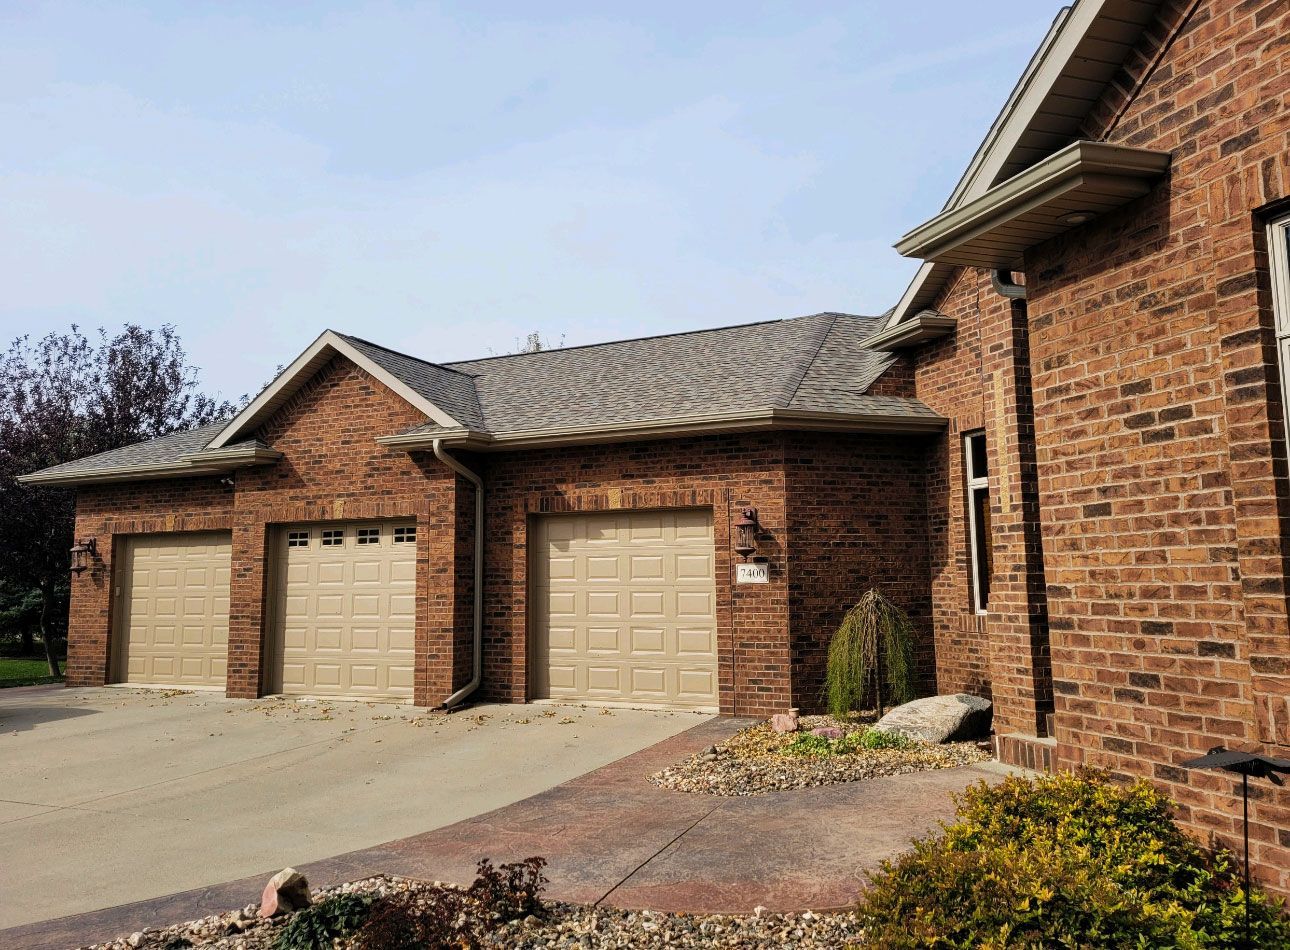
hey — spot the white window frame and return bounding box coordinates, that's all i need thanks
[1269,213,1290,456]
[964,431,990,615]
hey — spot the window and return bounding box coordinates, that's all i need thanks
[393,526,416,544]
[1270,213,1290,454]
[321,529,344,547]
[357,527,380,545]
[964,431,992,614]
[287,530,310,548]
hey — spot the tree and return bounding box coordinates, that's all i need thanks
[825,588,917,719]
[490,331,565,356]
[0,325,239,676]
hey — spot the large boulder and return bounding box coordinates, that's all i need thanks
[873,694,992,743]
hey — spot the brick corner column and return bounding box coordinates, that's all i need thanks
[225,520,268,699]
[65,532,113,687]
[415,473,465,708]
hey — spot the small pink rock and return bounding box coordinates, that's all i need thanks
[770,712,800,733]
[259,868,310,918]
[811,726,843,739]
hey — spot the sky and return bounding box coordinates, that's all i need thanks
[1,1,1065,402]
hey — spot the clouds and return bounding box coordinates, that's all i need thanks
[0,1,1057,399]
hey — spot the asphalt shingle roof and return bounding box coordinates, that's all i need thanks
[339,335,486,430]
[26,312,939,480]
[23,423,250,479]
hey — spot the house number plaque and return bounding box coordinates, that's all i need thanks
[736,562,770,584]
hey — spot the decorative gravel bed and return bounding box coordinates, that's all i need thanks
[650,714,991,796]
[85,875,863,950]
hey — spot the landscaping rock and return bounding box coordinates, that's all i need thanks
[873,694,992,743]
[652,713,990,796]
[258,868,310,918]
[810,726,843,739]
[770,710,800,733]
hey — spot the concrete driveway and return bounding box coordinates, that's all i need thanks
[0,685,706,929]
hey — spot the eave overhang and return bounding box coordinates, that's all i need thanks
[16,445,282,486]
[377,407,948,453]
[895,141,1171,269]
[864,312,957,352]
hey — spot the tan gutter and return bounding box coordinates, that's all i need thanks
[377,407,946,452]
[864,313,958,352]
[16,446,282,486]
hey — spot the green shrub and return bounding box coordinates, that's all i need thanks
[856,770,1290,949]
[784,728,913,757]
[826,588,916,719]
[851,728,913,751]
[273,893,373,950]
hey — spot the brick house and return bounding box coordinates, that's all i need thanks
[883,0,1290,893]
[27,318,943,717]
[21,0,1290,892]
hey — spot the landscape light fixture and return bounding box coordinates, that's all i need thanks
[733,507,759,561]
[69,537,98,575]
[1181,746,1290,949]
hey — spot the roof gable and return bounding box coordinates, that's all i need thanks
[206,330,479,449]
[886,0,1167,326]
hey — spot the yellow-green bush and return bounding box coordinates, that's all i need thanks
[856,770,1289,949]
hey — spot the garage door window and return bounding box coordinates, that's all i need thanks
[394,526,416,543]
[357,527,380,544]
[321,529,344,546]
[287,530,310,548]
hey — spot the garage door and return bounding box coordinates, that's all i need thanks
[269,521,416,700]
[116,533,231,687]
[532,509,718,709]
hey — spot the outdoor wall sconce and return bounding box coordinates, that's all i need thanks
[733,507,760,561]
[69,537,98,575]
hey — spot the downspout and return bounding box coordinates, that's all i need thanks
[991,269,1027,299]
[433,439,484,711]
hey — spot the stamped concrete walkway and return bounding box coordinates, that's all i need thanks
[3,716,1015,950]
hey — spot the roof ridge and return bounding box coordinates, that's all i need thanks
[338,333,479,379]
[443,312,873,368]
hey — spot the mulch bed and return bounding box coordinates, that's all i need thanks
[649,714,991,796]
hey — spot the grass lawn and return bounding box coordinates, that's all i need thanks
[0,657,64,688]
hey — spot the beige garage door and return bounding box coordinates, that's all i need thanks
[269,521,416,701]
[116,533,231,687]
[532,509,718,709]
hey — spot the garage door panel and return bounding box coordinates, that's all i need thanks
[677,668,716,698]
[676,591,714,619]
[587,626,621,652]
[677,627,715,655]
[532,510,717,709]
[118,533,231,688]
[630,627,665,654]
[271,520,416,701]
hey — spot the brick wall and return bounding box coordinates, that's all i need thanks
[912,266,1054,737]
[1020,0,1290,892]
[784,431,936,709]
[473,434,791,717]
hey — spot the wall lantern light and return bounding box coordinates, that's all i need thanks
[69,537,98,575]
[733,507,760,561]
